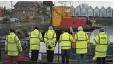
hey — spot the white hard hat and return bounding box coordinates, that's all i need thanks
[49,26,53,30]
[78,26,83,30]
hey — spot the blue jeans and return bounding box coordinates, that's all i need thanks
[77,54,86,64]
[61,49,71,64]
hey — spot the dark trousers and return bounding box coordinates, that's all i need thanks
[77,54,86,64]
[31,50,39,61]
[97,57,105,64]
[47,50,54,62]
[61,49,70,64]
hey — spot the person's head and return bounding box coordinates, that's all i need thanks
[99,29,104,32]
[34,26,39,30]
[10,29,15,33]
[48,26,53,30]
[92,18,95,20]
[78,26,83,31]
[63,29,68,33]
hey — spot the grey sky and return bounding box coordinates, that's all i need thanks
[0,1,113,9]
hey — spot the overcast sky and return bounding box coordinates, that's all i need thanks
[0,1,113,9]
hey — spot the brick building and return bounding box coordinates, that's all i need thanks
[14,1,38,19]
[0,7,5,17]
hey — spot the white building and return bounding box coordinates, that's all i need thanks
[88,6,93,16]
[94,6,100,17]
[106,6,113,17]
[75,6,81,16]
[80,4,88,16]
[100,6,106,17]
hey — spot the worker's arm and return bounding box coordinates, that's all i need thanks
[5,36,8,52]
[74,33,77,42]
[86,33,89,42]
[107,36,110,45]
[29,32,31,40]
[39,32,43,41]
[86,33,90,47]
[59,35,62,42]
[44,32,47,43]
[70,34,73,42]
[93,35,99,45]
[15,36,22,52]
[52,31,56,44]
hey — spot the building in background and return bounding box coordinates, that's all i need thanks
[14,1,38,19]
[80,4,88,16]
[74,6,81,16]
[106,6,113,17]
[72,4,113,17]
[93,6,100,17]
[100,6,106,17]
[88,6,93,17]
[0,7,5,17]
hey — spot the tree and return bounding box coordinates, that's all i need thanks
[43,1,54,6]
[3,17,10,21]
[43,1,54,24]
[22,16,30,21]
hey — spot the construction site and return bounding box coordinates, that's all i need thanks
[0,1,113,64]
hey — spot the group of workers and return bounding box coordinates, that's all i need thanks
[5,26,110,64]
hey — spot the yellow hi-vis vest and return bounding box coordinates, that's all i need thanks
[5,32,22,56]
[44,30,56,51]
[74,31,88,54]
[93,32,110,57]
[60,32,73,50]
[29,29,43,50]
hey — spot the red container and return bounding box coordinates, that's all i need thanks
[56,17,87,28]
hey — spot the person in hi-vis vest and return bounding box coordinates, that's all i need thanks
[29,26,43,61]
[5,29,22,64]
[74,26,89,64]
[44,26,56,63]
[93,29,110,64]
[59,29,73,64]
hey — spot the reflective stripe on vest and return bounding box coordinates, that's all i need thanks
[61,46,71,48]
[45,31,55,40]
[45,31,56,47]
[95,35,108,53]
[30,31,40,39]
[6,36,18,44]
[95,50,107,53]
[60,34,71,48]
[76,32,87,41]
[31,44,40,46]
[76,48,87,49]
[6,35,18,52]
[60,34,70,42]
[8,50,18,52]
[6,35,16,43]
[95,35,108,45]
[7,42,15,44]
